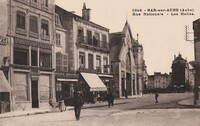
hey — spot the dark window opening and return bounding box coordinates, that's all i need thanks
[29,16,38,33]
[31,50,37,66]
[88,54,93,70]
[87,30,92,45]
[16,11,26,29]
[14,48,28,65]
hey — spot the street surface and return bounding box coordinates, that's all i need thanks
[1,93,198,126]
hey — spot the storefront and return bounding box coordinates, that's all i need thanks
[79,72,108,103]
[0,70,12,113]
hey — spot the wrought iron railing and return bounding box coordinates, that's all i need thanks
[77,36,110,51]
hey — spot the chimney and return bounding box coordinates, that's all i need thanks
[82,3,91,20]
[174,55,176,59]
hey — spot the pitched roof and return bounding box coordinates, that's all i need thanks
[55,5,109,32]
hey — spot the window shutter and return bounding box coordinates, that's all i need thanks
[62,54,68,72]
[56,52,62,71]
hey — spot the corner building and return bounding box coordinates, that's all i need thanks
[55,3,112,103]
[0,0,55,111]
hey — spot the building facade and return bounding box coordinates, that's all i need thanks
[110,22,147,98]
[147,72,171,93]
[54,6,78,104]
[193,19,200,100]
[55,3,112,103]
[0,0,55,111]
[170,54,190,92]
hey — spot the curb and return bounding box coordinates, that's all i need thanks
[65,102,127,110]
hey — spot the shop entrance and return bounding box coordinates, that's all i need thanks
[31,80,39,108]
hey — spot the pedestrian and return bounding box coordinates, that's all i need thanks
[155,91,159,103]
[73,91,83,120]
[124,89,128,98]
[107,91,114,108]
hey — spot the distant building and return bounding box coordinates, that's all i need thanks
[110,21,147,98]
[147,72,171,92]
[170,54,191,92]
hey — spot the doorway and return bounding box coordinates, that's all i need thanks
[31,80,39,108]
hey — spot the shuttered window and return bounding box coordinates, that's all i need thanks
[56,52,68,72]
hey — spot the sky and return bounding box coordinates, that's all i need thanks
[55,0,200,75]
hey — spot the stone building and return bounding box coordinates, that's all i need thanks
[54,6,78,103]
[193,19,200,100]
[55,3,112,103]
[0,0,55,111]
[147,72,171,92]
[170,54,190,92]
[110,21,147,98]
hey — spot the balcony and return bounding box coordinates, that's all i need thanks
[77,36,110,52]
[15,28,27,36]
[41,34,50,41]
[29,31,39,39]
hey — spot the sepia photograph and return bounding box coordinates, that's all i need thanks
[0,0,200,126]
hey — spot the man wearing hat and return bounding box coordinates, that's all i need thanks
[73,91,83,120]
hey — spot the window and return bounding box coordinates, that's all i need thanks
[96,55,101,72]
[79,52,85,68]
[31,50,37,66]
[56,33,61,46]
[87,30,92,45]
[93,32,100,46]
[88,54,93,69]
[14,48,28,65]
[102,35,107,43]
[77,28,84,43]
[56,82,62,91]
[29,16,38,33]
[102,34,107,48]
[55,13,61,26]
[41,19,49,36]
[63,54,68,72]
[103,57,108,73]
[42,0,48,7]
[16,11,26,29]
[56,52,62,71]
[40,52,51,67]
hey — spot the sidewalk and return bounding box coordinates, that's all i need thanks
[0,99,126,119]
[178,98,200,108]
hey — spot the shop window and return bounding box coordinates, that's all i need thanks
[16,11,26,29]
[40,52,51,67]
[14,48,28,65]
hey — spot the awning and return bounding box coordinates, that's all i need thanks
[57,78,78,82]
[98,74,113,78]
[80,72,107,91]
[0,70,12,92]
